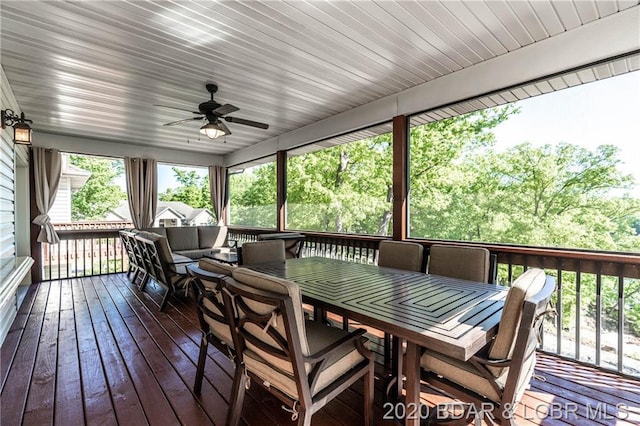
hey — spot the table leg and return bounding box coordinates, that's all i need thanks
[404,341,420,426]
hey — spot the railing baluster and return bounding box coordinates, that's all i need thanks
[595,262,602,366]
[556,263,563,355]
[617,265,624,373]
[576,262,581,361]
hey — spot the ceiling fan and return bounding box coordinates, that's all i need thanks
[157,83,269,139]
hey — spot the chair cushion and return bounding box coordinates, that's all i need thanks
[140,227,167,238]
[199,225,228,249]
[428,245,490,282]
[240,240,286,265]
[166,227,198,251]
[199,258,236,276]
[243,320,366,399]
[488,268,546,376]
[421,349,504,403]
[232,270,309,356]
[378,240,424,272]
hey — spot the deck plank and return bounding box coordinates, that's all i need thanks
[0,281,50,425]
[2,273,640,426]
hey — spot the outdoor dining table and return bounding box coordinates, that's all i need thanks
[248,256,508,425]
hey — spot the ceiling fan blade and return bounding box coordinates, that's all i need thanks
[217,120,232,135]
[155,104,201,115]
[224,116,269,129]
[163,117,204,126]
[213,103,240,116]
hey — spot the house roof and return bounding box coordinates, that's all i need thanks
[110,200,213,223]
[1,1,637,168]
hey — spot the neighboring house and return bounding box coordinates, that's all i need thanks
[49,154,91,223]
[106,200,215,227]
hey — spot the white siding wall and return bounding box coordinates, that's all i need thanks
[0,67,32,345]
[49,177,72,223]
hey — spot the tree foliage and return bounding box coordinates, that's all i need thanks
[70,155,126,220]
[158,168,211,209]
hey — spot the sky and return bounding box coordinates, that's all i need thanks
[137,70,640,195]
[492,71,640,194]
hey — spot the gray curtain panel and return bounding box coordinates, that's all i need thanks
[32,148,62,244]
[124,157,157,228]
[208,165,227,225]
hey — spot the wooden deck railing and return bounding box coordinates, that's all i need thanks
[40,224,639,377]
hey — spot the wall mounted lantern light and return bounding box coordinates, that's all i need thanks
[1,109,33,145]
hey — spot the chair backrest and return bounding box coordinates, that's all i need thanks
[239,240,286,266]
[493,269,555,406]
[189,264,236,347]
[119,230,138,267]
[135,233,175,283]
[377,240,425,272]
[428,244,491,282]
[257,233,305,258]
[228,268,309,377]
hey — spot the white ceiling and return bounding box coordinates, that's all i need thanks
[1,0,638,159]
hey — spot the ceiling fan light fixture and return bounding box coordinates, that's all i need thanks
[199,122,226,139]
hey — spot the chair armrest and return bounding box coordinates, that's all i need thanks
[305,327,367,363]
[187,265,228,281]
[169,259,197,265]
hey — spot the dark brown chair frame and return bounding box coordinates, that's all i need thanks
[187,265,238,395]
[135,235,195,311]
[422,276,556,425]
[223,279,374,426]
[119,230,145,284]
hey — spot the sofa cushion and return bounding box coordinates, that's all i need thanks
[166,227,198,251]
[199,226,228,249]
[174,248,214,259]
[140,227,167,238]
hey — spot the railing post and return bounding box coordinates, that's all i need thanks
[392,115,408,241]
[276,150,287,232]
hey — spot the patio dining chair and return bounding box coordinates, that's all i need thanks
[237,239,286,266]
[377,240,425,365]
[224,268,374,426]
[134,233,195,311]
[428,244,492,283]
[188,259,238,394]
[420,268,556,425]
[378,240,425,272]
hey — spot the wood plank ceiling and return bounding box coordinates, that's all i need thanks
[1,1,637,156]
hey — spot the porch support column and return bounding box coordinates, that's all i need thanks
[392,114,408,241]
[276,150,287,231]
[28,148,42,282]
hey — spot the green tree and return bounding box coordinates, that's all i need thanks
[70,155,126,220]
[158,168,211,209]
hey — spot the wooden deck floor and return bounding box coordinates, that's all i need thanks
[1,273,639,425]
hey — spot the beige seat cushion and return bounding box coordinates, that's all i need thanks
[199,258,236,276]
[378,240,424,272]
[428,245,490,282]
[488,268,546,376]
[421,347,536,404]
[241,240,286,265]
[244,320,366,399]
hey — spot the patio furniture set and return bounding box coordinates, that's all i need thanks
[120,230,555,425]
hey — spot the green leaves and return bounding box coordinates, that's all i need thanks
[70,155,126,220]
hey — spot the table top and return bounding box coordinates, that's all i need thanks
[204,251,238,265]
[249,257,508,361]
